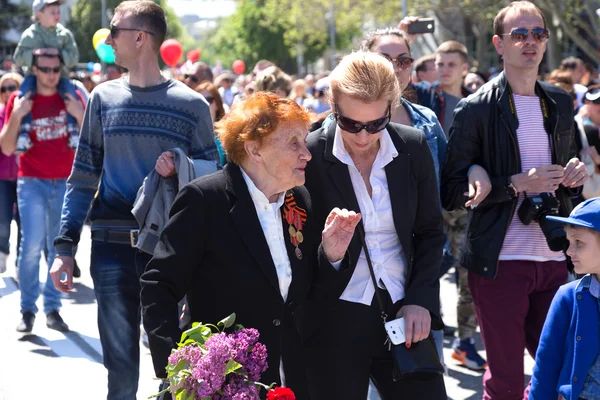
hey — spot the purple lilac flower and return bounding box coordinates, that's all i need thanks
[167,345,203,395]
[190,333,236,397]
[230,329,260,365]
[244,342,268,382]
[220,375,260,400]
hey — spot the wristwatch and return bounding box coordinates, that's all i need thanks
[506,182,518,199]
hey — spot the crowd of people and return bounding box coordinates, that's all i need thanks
[2,0,600,399]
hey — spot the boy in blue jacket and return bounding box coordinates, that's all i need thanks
[530,197,600,400]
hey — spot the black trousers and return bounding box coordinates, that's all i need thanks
[304,295,447,400]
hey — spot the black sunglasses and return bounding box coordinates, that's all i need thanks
[501,27,549,43]
[109,24,155,39]
[0,84,17,93]
[184,74,199,83]
[36,66,61,74]
[379,54,415,70]
[204,96,214,105]
[334,104,391,134]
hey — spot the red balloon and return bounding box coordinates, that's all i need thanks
[232,60,246,75]
[186,49,201,63]
[160,39,183,67]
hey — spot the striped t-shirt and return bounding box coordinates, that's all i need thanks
[499,94,566,262]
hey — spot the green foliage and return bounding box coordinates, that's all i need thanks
[0,0,32,46]
[208,0,362,73]
[67,0,190,63]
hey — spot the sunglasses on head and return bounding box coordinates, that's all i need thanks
[36,66,61,74]
[184,74,199,83]
[109,24,155,39]
[501,27,549,43]
[380,54,415,70]
[0,85,17,93]
[334,104,391,134]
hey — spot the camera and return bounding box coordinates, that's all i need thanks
[517,193,567,251]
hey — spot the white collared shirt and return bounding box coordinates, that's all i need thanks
[332,126,408,306]
[240,168,292,302]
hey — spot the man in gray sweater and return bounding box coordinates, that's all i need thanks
[49,2,218,399]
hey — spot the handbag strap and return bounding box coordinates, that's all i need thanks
[357,223,388,323]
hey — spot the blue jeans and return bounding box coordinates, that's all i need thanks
[0,180,20,255]
[90,240,151,400]
[17,177,66,314]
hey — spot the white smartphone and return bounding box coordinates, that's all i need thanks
[384,317,406,345]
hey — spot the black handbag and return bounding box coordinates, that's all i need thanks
[357,224,445,381]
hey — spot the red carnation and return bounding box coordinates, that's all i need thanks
[266,387,296,400]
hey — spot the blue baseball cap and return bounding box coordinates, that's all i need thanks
[546,198,600,232]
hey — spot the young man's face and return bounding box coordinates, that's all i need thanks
[493,10,546,73]
[566,226,600,277]
[435,52,468,88]
[33,55,61,90]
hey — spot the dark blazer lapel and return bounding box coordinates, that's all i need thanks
[225,164,281,295]
[385,124,414,253]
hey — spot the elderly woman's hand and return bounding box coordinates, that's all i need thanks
[322,207,362,263]
[396,304,431,347]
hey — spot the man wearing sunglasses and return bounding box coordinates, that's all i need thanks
[441,2,588,399]
[183,61,213,89]
[49,1,218,399]
[0,52,85,335]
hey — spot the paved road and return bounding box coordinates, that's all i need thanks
[0,223,534,400]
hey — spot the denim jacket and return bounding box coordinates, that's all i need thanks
[322,100,447,186]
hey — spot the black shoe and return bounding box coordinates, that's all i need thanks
[17,311,35,333]
[46,311,69,332]
[73,259,81,278]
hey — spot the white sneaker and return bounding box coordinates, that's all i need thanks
[0,252,7,274]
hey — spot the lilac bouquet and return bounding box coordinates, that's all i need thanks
[152,314,272,400]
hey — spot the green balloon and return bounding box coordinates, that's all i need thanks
[96,41,115,64]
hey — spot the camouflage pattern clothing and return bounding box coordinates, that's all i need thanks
[443,208,477,340]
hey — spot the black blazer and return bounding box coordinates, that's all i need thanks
[140,163,314,399]
[304,122,445,328]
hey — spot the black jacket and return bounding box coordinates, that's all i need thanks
[304,122,446,329]
[441,72,579,279]
[140,163,315,399]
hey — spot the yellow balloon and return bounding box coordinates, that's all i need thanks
[93,28,110,50]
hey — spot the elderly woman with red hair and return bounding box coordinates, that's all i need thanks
[140,92,358,399]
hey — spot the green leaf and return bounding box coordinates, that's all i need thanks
[166,359,188,375]
[224,359,243,375]
[217,313,237,329]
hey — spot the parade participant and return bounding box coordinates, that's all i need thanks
[304,51,447,399]
[13,0,80,154]
[195,81,227,166]
[529,197,600,400]
[0,73,23,274]
[0,53,84,333]
[141,92,345,399]
[50,1,218,398]
[184,61,213,88]
[441,1,588,398]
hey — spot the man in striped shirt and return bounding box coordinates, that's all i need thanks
[441,1,588,399]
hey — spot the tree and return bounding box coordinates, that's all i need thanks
[209,0,362,74]
[0,0,31,46]
[68,0,190,63]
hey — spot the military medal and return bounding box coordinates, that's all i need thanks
[282,193,307,260]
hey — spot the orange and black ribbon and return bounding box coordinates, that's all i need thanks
[282,192,307,258]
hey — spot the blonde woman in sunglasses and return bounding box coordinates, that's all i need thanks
[302,51,447,400]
